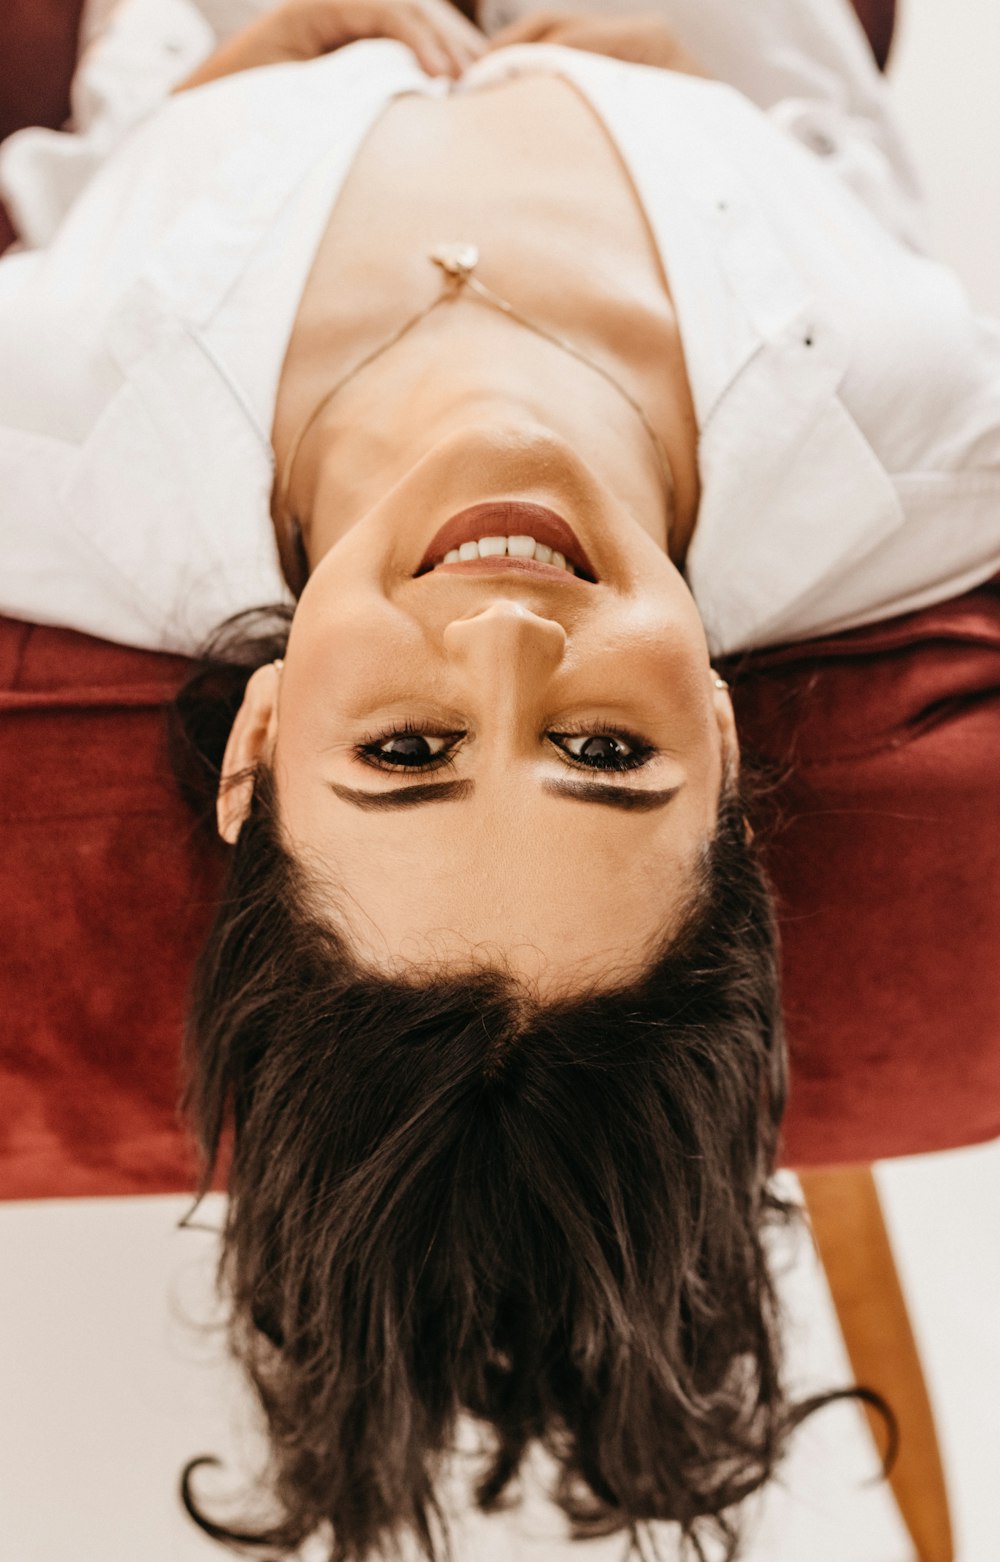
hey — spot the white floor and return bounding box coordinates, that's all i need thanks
[3,1,999,1558]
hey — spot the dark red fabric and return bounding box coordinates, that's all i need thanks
[0,0,88,251]
[723,582,1000,1167]
[0,620,222,1198]
[0,0,88,146]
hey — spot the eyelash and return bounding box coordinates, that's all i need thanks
[354,720,655,774]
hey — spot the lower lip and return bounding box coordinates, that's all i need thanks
[417,502,596,579]
[422,556,580,581]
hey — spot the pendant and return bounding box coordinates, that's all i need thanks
[430,242,480,282]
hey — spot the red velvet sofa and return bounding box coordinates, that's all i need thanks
[3,585,999,1199]
[7,0,999,1202]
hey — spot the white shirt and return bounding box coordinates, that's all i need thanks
[1,0,998,657]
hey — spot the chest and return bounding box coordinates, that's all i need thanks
[272,72,683,454]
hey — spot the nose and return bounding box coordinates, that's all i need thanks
[443,601,567,684]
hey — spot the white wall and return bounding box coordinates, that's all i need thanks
[888,0,1000,313]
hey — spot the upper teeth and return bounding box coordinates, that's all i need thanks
[438,536,573,572]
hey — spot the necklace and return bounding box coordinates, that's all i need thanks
[272,242,676,579]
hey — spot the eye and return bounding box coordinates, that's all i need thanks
[354,722,653,774]
[548,726,653,772]
[356,723,465,772]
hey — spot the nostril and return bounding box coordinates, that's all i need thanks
[443,602,568,651]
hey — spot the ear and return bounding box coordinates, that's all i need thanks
[712,674,740,781]
[217,662,281,844]
[711,674,754,839]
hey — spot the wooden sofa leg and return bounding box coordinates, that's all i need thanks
[798,1164,954,1562]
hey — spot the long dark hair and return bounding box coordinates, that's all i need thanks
[168,611,859,1562]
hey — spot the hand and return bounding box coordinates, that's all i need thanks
[176,0,488,93]
[484,9,709,77]
[280,0,488,74]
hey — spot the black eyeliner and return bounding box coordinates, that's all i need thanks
[353,720,658,776]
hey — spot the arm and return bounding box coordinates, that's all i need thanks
[484,9,710,78]
[174,0,487,90]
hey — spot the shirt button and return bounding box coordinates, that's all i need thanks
[808,128,836,156]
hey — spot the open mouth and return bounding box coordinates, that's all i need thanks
[414,501,599,582]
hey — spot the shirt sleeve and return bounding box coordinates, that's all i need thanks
[0,0,268,645]
[0,246,158,645]
[0,0,216,249]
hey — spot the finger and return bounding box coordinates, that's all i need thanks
[421,3,487,68]
[484,11,565,48]
[436,0,489,53]
[404,0,488,72]
[400,12,475,73]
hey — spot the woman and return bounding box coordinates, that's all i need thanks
[0,0,997,1557]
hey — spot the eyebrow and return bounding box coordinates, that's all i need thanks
[328,779,682,813]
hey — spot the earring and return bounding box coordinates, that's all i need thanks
[273,658,284,671]
[713,675,729,690]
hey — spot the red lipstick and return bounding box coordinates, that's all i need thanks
[416,502,597,580]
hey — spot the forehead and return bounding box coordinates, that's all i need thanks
[284,782,707,991]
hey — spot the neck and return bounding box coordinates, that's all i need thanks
[281,298,697,575]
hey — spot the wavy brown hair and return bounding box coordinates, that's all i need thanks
[169,611,857,1562]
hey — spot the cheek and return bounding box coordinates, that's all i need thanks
[632,589,711,693]
[596,565,708,651]
[286,583,429,710]
[573,591,712,711]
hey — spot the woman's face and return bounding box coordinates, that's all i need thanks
[222,426,736,995]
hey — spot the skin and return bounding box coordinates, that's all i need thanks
[214,5,738,996]
[221,373,737,993]
[175,0,489,92]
